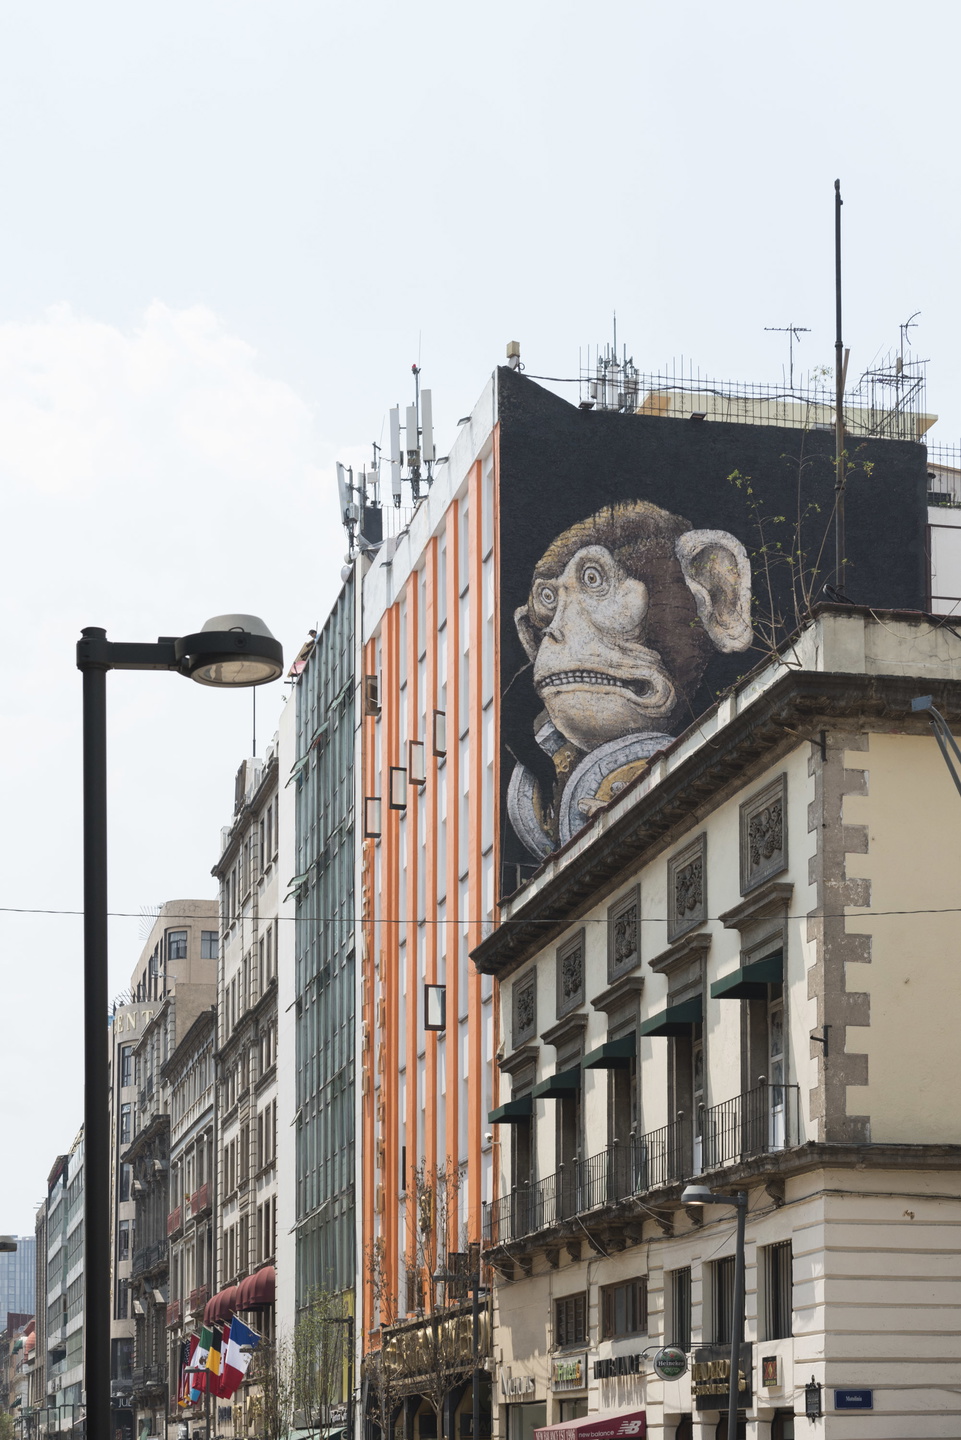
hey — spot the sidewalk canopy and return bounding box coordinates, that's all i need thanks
[534,1410,647,1440]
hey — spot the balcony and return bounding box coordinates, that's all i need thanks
[189,1284,209,1316]
[166,1206,182,1237]
[166,1300,181,1328]
[190,1183,210,1218]
[131,1241,167,1278]
[483,1083,800,1248]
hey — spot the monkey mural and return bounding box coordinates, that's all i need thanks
[507,499,754,859]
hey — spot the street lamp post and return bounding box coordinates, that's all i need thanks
[680,1185,748,1440]
[77,616,283,1440]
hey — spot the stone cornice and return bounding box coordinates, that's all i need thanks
[649,930,712,978]
[719,880,794,932]
[498,1043,540,1077]
[540,1012,589,1050]
[591,975,644,1014]
[472,669,961,979]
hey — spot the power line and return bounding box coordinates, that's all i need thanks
[3,904,961,925]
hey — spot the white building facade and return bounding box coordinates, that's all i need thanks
[475,608,961,1440]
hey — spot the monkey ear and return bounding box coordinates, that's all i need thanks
[675,530,753,653]
[515,604,540,662]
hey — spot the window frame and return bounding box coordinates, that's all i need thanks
[554,1291,588,1350]
[599,1276,648,1339]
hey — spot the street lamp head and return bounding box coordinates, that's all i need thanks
[680,1185,747,1208]
[175,615,284,687]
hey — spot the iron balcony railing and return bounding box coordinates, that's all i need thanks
[483,1084,800,1246]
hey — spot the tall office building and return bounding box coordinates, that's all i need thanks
[0,1236,36,1322]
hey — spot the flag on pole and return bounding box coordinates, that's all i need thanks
[219,1318,261,1400]
[179,1335,199,1406]
[214,1321,233,1397]
[192,1327,212,1399]
[206,1324,224,1389]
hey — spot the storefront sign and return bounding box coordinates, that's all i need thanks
[691,1347,751,1412]
[594,1354,644,1379]
[551,1354,587,1391]
[652,1347,687,1382]
[501,1373,537,1398]
[761,1356,779,1388]
[835,1390,873,1410]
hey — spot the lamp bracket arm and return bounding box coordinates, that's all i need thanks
[77,630,180,673]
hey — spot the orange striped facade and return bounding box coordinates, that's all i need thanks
[361,439,501,1341]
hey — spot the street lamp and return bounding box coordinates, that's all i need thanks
[911,696,961,799]
[77,616,283,1440]
[680,1185,748,1440]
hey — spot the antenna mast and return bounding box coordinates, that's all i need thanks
[834,180,850,594]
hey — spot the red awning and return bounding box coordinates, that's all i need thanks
[237,1265,276,1310]
[203,1285,240,1325]
[534,1412,646,1440]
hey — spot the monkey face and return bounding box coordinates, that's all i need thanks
[527,544,677,750]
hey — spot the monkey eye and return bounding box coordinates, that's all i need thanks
[580,563,607,591]
[535,583,556,609]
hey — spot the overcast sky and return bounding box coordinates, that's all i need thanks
[2,0,960,1233]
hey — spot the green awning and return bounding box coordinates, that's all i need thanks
[583,1035,637,1069]
[711,951,783,1000]
[639,997,703,1037]
[286,753,310,786]
[531,1066,582,1099]
[488,1096,534,1124]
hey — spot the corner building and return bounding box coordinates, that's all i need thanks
[474,608,961,1440]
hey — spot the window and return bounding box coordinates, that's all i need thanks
[201,931,218,959]
[119,1045,134,1089]
[554,1293,587,1348]
[168,930,188,962]
[600,1277,648,1338]
[119,1164,131,1203]
[669,1267,691,1351]
[119,1103,132,1146]
[763,1241,793,1339]
[712,1255,736,1345]
[117,1220,130,1261]
[114,1281,130,1322]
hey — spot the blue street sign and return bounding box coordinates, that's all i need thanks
[835,1390,873,1410]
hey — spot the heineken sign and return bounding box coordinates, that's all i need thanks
[652,1348,688,1381]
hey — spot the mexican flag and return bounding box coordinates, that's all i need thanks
[219,1318,261,1399]
[191,1326,212,1399]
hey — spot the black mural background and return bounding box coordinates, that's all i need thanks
[496,367,929,881]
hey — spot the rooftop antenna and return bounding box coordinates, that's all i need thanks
[764,324,810,389]
[834,178,851,595]
[898,311,920,374]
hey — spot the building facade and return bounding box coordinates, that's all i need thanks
[163,1006,216,1434]
[123,901,218,1438]
[0,1239,36,1322]
[475,608,961,1440]
[42,1132,84,1437]
[208,749,281,1436]
[109,995,158,1439]
[289,579,357,1315]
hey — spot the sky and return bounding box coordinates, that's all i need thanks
[2,0,960,1232]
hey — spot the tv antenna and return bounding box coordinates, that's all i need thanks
[898,311,920,373]
[764,324,810,389]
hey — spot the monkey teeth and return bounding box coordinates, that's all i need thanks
[539,670,638,692]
